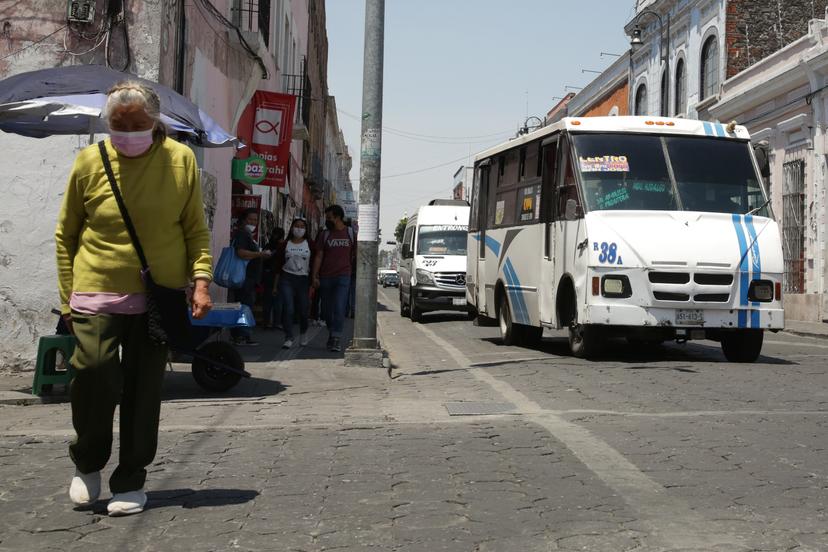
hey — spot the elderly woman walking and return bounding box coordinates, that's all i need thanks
[55,82,213,516]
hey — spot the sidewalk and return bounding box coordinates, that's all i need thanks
[783,318,828,339]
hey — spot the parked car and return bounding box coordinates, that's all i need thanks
[382,272,399,288]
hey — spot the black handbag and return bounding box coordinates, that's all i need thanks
[98,141,192,349]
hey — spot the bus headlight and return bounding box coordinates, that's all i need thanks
[415,269,435,286]
[748,280,774,302]
[601,275,632,298]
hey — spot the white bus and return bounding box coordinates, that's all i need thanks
[466,116,783,362]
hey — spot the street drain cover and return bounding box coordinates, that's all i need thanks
[444,401,516,416]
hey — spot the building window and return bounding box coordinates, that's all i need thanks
[783,160,806,293]
[675,58,686,116]
[660,71,668,117]
[700,35,719,100]
[634,84,648,116]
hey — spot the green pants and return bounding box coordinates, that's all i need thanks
[69,312,168,493]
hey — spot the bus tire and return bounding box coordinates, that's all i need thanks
[569,323,602,359]
[520,325,543,347]
[498,293,520,346]
[721,330,763,363]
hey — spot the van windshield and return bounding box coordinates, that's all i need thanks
[417,225,468,255]
[572,133,769,216]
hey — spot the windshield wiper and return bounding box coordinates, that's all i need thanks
[746,198,770,216]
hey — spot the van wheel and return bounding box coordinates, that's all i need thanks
[410,296,423,323]
[498,294,520,345]
[399,291,409,317]
[721,330,763,363]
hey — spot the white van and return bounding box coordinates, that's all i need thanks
[399,200,471,322]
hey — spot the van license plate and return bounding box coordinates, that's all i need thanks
[676,310,704,325]
[453,298,467,306]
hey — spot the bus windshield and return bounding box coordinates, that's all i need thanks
[417,225,468,255]
[572,133,769,216]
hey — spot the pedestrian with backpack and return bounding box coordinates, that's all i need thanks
[311,205,356,352]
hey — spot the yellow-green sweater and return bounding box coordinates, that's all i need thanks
[55,137,213,315]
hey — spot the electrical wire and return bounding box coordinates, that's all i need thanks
[63,24,109,57]
[193,0,269,78]
[0,25,68,61]
[106,2,132,72]
[337,108,514,142]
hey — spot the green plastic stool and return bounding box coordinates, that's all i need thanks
[32,335,77,395]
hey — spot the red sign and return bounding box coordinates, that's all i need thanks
[231,194,262,240]
[236,91,297,188]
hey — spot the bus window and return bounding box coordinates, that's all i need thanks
[557,143,582,219]
[541,140,559,222]
[470,166,480,232]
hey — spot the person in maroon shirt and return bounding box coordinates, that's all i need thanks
[312,205,356,351]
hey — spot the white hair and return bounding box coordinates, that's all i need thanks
[103,81,166,140]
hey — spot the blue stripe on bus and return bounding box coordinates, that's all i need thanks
[472,233,502,257]
[732,214,750,328]
[504,259,529,325]
[714,123,725,137]
[745,215,762,329]
[703,122,714,136]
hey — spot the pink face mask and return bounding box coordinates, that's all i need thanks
[110,129,154,157]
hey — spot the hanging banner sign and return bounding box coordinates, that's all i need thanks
[235,91,297,188]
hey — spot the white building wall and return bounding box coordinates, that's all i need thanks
[629,0,726,119]
[0,2,163,372]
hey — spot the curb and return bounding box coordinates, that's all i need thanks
[781,329,828,340]
[0,391,65,406]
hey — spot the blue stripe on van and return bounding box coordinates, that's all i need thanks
[732,214,750,328]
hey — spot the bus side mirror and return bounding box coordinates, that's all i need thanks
[402,244,411,258]
[753,142,770,178]
[565,199,579,221]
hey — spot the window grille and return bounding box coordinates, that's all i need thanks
[782,160,806,293]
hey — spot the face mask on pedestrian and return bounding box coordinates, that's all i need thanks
[245,224,257,234]
[292,227,306,238]
[110,129,154,157]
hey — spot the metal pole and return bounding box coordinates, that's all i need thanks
[347,0,385,361]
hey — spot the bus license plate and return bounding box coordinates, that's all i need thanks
[676,309,704,326]
[453,298,467,306]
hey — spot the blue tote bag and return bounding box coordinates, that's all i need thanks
[214,239,249,289]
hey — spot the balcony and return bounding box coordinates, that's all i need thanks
[232,0,270,51]
[283,57,311,140]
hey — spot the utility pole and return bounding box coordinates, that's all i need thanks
[345,0,385,367]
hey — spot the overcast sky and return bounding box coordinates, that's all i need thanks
[326,0,637,247]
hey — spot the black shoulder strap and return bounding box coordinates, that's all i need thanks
[98,141,150,273]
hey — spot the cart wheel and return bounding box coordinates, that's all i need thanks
[192,341,244,392]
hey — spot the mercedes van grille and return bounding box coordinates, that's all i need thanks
[434,272,466,289]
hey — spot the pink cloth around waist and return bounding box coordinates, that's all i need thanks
[70,292,148,315]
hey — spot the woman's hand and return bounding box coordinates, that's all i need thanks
[192,279,213,319]
[62,314,74,335]
[312,276,320,289]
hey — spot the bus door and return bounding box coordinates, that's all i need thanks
[554,136,587,325]
[539,136,559,324]
[473,162,492,314]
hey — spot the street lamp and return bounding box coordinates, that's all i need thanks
[628,9,670,116]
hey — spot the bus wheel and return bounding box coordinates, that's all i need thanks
[721,330,763,363]
[498,294,519,346]
[520,325,543,347]
[569,321,602,359]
